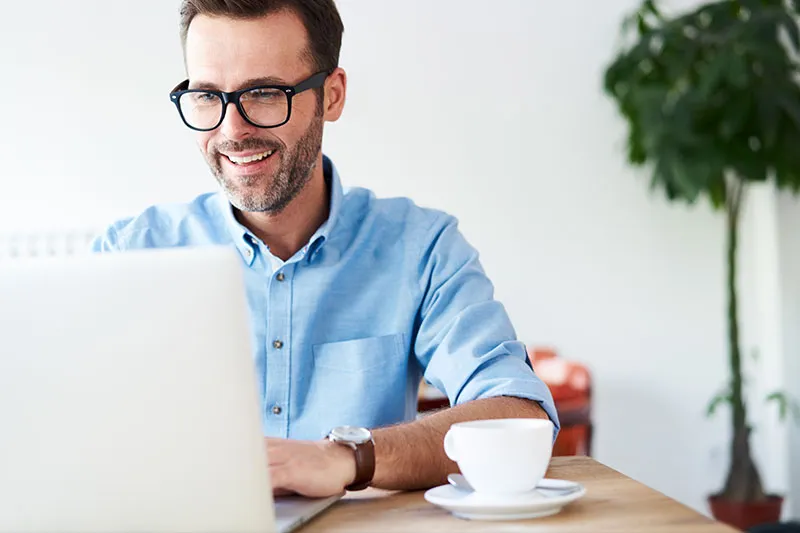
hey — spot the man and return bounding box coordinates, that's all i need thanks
[92,0,559,498]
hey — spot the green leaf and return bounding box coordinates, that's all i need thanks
[637,13,650,35]
[707,392,731,417]
[643,0,662,20]
[757,91,780,150]
[769,391,800,424]
[726,49,750,89]
[719,97,752,140]
[766,391,790,421]
[707,175,728,209]
[621,12,638,37]
[668,156,702,201]
[697,53,731,99]
[627,130,648,165]
[778,94,800,130]
[735,156,769,183]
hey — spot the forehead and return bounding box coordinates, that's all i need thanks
[185,10,312,89]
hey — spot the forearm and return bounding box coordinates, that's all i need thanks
[370,396,549,491]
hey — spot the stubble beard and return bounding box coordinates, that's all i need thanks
[208,112,324,214]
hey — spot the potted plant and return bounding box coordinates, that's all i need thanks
[602,0,800,529]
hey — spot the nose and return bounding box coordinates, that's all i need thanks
[218,101,258,141]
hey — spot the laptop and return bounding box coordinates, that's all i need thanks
[0,246,341,533]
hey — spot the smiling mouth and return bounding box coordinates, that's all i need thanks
[224,149,276,166]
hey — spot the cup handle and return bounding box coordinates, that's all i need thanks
[443,429,458,461]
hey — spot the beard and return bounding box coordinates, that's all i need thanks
[206,111,324,214]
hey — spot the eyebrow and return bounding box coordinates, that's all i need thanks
[189,76,290,91]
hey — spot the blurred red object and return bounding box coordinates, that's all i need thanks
[416,346,593,457]
[528,347,593,457]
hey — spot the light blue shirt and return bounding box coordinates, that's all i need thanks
[91,156,559,440]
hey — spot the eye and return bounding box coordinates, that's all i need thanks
[243,88,283,102]
[188,92,219,105]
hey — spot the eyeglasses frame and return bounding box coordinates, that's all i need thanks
[169,70,330,132]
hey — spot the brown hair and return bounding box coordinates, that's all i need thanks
[179,0,344,73]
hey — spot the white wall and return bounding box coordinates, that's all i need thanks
[0,0,205,233]
[778,193,800,519]
[0,0,794,517]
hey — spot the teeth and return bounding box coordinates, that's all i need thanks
[227,150,273,165]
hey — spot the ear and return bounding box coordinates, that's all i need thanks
[323,67,347,122]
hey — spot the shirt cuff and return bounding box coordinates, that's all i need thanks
[457,379,561,442]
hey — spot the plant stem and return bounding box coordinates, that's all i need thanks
[727,181,746,437]
[721,180,766,502]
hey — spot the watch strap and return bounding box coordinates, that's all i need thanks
[345,438,375,491]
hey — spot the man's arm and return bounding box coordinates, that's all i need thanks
[371,396,549,490]
[265,396,549,496]
[267,212,558,497]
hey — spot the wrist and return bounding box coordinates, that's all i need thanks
[322,438,357,487]
[326,426,376,491]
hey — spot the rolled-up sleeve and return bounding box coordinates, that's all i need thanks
[413,213,560,436]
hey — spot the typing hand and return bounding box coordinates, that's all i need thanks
[265,437,356,497]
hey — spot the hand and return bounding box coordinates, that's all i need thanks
[265,437,357,497]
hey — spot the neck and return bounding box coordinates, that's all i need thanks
[234,155,329,261]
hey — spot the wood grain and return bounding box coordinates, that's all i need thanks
[299,456,739,532]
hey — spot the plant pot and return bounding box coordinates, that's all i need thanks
[708,494,784,531]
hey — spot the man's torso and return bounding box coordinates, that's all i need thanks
[93,170,442,439]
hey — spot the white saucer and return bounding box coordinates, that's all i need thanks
[424,479,586,521]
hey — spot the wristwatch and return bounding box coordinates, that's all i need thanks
[327,426,375,491]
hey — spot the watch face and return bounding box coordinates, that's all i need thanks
[331,426,371,443]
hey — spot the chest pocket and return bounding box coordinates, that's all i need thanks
[312,333,405,373]
[306,333,408,429]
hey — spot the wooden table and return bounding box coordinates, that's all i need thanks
[301,456,738,532]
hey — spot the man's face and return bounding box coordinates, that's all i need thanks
[185,11,325,213]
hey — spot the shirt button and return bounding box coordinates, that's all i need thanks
[244,248,253,258]
[276,272,285,282]
[273,340,284,350]
[272,405,282,415]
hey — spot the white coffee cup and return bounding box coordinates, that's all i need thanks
[443,418,554,495]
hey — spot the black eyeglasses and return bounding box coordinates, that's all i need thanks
[169,71,329,132]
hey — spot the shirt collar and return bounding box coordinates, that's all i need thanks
[219,154,344,265]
